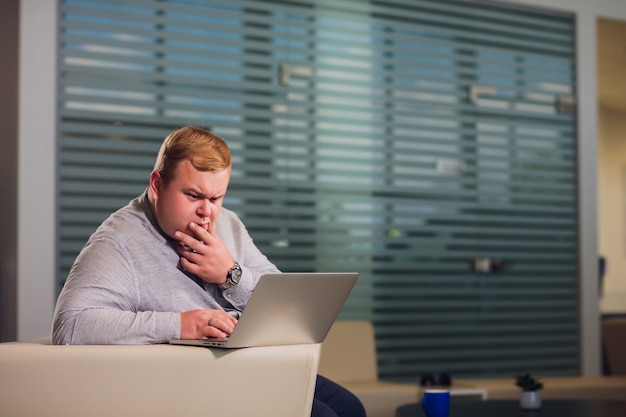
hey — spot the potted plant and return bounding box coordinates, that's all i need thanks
[515,373,543,410]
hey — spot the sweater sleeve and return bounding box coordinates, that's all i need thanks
[52,236,180,345]
[216,209,281,310]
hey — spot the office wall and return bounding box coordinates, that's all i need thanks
[1,0,57,342]
[17,0,57,341]
[5,0,626,375]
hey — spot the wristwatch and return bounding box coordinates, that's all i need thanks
[219,261,242,290]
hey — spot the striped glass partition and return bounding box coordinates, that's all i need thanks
[57,0,578,379]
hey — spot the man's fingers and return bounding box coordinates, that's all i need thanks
[176,222,218,250]
[190,221,218,243]
[175,228,207,252]
[205,313,238,336]
[208,219,217,235]
[175,230,195,246]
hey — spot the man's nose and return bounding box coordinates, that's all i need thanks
[197,199,211,218]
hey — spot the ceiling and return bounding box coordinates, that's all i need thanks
[598,17,626,114]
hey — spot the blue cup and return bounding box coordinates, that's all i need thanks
[421,389,450,417]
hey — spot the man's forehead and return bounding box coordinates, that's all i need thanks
[171,160,230,190]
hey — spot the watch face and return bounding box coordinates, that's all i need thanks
[231,264,242,283]
[220,262,242,290]
[228,262,241,284]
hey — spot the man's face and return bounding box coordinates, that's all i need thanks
[149,159,231,239]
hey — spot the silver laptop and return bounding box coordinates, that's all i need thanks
[169,272,358,348]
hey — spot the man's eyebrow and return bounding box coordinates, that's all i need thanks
[184,188,224,200]
[184,187,206,197]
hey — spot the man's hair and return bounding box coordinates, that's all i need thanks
[153,125,232,183]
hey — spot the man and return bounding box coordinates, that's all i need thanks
[53,125,366,417]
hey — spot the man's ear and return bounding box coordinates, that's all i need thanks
[149,171,162,199]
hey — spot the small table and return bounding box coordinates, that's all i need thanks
[396,399,626,417]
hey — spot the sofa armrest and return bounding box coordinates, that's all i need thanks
[0,341,320,417]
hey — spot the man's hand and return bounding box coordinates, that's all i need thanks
[180,309,237,340]
[175,222,234,284]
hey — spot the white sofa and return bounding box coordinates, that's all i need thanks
[603,316,626,374]
[0,337,320,417]
[319,321,419,417]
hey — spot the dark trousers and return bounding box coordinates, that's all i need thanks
[312,375,367,417]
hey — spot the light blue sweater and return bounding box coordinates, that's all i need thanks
[52,192,279,345]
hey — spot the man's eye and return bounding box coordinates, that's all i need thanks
[187,193,199,200]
